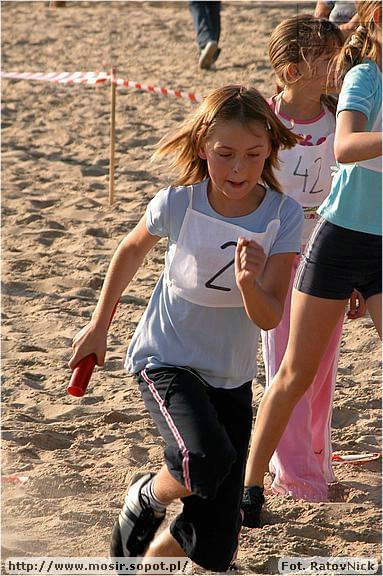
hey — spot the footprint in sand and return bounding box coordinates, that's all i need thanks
[36,229,67,247]
[22,372,46,390]
[16,213,43,225]
[29,199,56,209]
[1,281,36,298]
[331,406,359,428]
[80,165,107,177]
[20,345,46,353]
[103,410,144,424]
[7,258,36,273]
[88,182,105,191]
[85,227,110,238]
[32,472,93,498]
[288,524,328,542]
[128,444,149,465]
[4,430,73,451]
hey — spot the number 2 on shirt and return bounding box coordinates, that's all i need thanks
[205,241,237,292]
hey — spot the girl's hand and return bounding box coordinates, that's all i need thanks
[347,289,367,320]
[69,322,108,370]
[235,237,266,291]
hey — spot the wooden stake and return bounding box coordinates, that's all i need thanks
[109,68,116,205]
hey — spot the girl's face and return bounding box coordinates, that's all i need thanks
[297,50,339,94]
[198,119,271,214]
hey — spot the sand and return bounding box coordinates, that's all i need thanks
[1,1,381,574]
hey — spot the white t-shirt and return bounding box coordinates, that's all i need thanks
[269,95,335,149]
[269,96,336,247]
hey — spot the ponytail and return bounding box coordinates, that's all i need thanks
[335,1,381,85]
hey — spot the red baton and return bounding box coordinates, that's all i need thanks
[67,302,119,397]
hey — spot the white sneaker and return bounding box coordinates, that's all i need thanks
[199,40,218,70]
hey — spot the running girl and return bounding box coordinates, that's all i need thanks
[69,85,303,572]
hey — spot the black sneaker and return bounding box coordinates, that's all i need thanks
[110,472,166,557]
[241,485,265,528]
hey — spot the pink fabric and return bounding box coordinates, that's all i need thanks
[261,256,344,502]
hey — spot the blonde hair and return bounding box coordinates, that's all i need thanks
[269,14,343,86]
[335,1,381,84]
[268,14,343,114]
[153,85,300,193]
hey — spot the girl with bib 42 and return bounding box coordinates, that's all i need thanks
[243,14,348,525]
[240,0,382,534]
[69,85,303,572]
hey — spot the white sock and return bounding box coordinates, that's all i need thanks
[141,477,167,516]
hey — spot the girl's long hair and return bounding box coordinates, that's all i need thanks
[268,14,344,115]
[335,1,381,85]
[152,85,300,193]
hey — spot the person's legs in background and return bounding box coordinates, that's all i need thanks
[189,1,221,69]
[243,261,343,529]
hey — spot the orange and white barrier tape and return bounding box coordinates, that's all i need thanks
[1,70,108,85]
[113,75,202,103]
[2,475,29,484]
[1,70,202,103]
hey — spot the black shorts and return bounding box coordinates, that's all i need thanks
[136,367,253,572]
[295,219,382,300]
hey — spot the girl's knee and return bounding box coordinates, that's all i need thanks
[145,528,184,557]
[190,445,237,499]
[274,363,314,402]
[165,441,236,500]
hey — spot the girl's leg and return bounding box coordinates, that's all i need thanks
[112,367,235,560]
[258,259,299,482]
[168,381,253,572]
[189,1,213,50]
[260,313,292,481]
[366,293,382,338]
[145,383,251,571]
[247,262,322,495]
[246,288,347,487]
[247,259,344,501]
[140,466,189,557]
[145,528,186,558]
[152,464,191,504]
[207,1,221,43]
[121,369,251,571]
[263,304,343,500]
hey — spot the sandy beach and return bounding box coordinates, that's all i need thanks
[1,1,381,574]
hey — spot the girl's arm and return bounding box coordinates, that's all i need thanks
[69,216,160,369]
[235,238,295,329]
[334,109,382,164]
[337,13,360,39]
[313,1,331,19]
